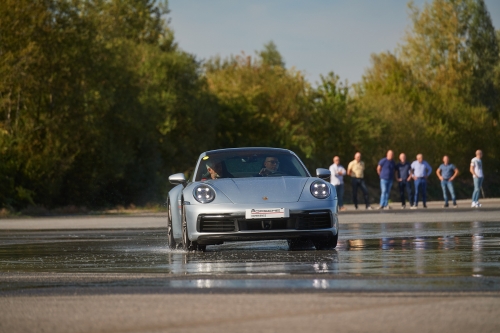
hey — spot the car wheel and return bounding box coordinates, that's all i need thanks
[313,233,338,250]
[166,198,176,249]
[181,204,205,252]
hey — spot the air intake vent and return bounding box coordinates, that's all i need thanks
[296,211,332,230]
[199,216,237,232]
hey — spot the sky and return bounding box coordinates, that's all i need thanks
[167,0,500,85]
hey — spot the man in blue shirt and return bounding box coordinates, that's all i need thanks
[436,155,459,208]
[395,153,413,209]
[410,154,432,209]
[377,150,396,209]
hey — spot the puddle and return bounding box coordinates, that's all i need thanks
[1,222,499,277]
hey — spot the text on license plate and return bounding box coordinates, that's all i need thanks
[245,208,289,219]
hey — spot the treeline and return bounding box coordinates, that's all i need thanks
[1,0,499,210]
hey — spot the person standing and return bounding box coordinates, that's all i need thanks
[436,155,459,208]
[347,152,372,210]
[395,153,413,209]
[470,150,484,208]
[329,156,347,211]
[410,154,432,209]
[377,150,396,209]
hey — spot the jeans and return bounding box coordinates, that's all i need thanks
[398,181,413,206]
[414,178,427,206]
[472,177,484,202]
[334,184,344,207]
[441,180,456,205]
[379,179,393,207]
[352,178,369,208]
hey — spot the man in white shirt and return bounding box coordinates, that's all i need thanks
[470,150,484,208]
[410,154,433,209]
[329,156,347,211]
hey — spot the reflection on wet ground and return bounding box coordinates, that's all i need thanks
[1,221,499,278]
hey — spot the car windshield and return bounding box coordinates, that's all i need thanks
[194,150,309,181]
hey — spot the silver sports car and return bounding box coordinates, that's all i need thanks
[166,147,339,251]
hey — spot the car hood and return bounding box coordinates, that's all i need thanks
[208,177,309,204]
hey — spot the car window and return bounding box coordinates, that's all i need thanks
[195,151,309,181]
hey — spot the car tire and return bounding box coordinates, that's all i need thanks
[313,233,338,250]
[181,204,205,252]
[166,198,176,249]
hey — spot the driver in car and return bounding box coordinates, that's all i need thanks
[259,156,282,176]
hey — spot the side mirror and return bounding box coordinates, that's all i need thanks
[316,168,331,180]
[169,173,187,187]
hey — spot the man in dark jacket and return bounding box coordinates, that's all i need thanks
[395,153,413,209]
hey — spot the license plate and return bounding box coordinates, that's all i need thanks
[245,208,289,219]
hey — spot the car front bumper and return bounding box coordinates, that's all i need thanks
[184,201,339,244]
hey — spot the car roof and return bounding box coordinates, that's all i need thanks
[203,147,294,156]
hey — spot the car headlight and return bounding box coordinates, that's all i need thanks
[310,180,331,199]
[193,184,216,203]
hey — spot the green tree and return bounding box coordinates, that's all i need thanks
[258,41,285,68]
[0,0,215,209]
[308,72,382,170]
[466,0,499,115]
[402,0,499,110]
[205,45,311,157]
[357,0,500,198]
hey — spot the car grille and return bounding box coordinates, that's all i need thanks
[197,210,332,232]
[295,211,332,230]
[198,216,237,232]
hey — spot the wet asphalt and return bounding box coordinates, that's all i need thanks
[2,210,500,333]
[1,220,499,293]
